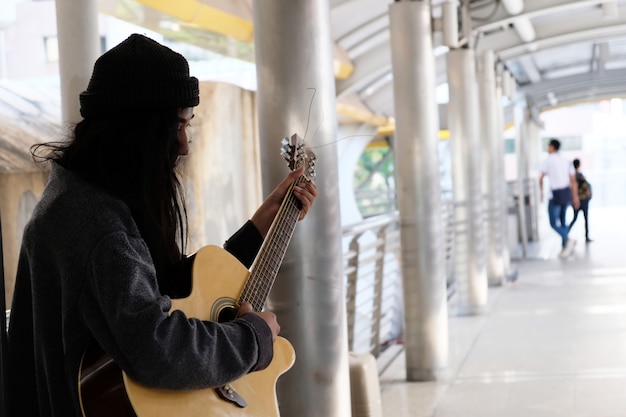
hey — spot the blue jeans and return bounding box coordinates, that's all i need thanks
[548,199,570,248]
[569,199,590,239]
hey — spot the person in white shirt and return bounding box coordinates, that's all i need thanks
[539,139,580,257]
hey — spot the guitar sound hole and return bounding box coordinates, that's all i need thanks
[218,306,238,323]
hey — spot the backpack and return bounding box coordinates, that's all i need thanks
[577,173,592,200]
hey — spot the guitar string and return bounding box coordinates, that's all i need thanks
[245,143,315,308]
[243,182,296,299]
[247,176,300,309]
[246,188,300,309]
[240,176,304,311]
[243,185,296,308]
[254,198,299,306]
[254,202,298,309]
[246,202,296,310]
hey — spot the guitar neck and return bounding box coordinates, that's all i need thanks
[239,178,303,311]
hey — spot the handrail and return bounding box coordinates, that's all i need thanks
[342,199,457,358]
[342,211,399,236]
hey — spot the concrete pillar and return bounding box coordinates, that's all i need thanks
[526,117,541,241]
[514,103,529,257]
[495,77,512,275]
[389,0,449,381]
[447,48,488,315]
[522,109,539,241]
[252,2,351,416]
[478,50,506,286]
[527,120,542,180]
[54,0,100,126]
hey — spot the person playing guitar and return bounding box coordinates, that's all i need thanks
[6,34,317,417]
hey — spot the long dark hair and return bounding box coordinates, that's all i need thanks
[31,108,188,294]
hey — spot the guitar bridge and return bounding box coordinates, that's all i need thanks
[215,384,247,408]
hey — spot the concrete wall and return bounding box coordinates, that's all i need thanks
[182,82,261,252]
[2,81,261,306]
[1,170,47,306]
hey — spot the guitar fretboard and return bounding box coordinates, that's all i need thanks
[239,177,304,311]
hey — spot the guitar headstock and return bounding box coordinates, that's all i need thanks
[280,133,316,182]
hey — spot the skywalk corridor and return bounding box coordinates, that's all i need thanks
[378,204,626,417]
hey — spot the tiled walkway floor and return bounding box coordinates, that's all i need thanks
[379,205,626,417]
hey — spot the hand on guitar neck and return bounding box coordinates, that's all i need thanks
[237,301,280,342]
[251,165,317,238]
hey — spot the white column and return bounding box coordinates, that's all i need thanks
[495,76,512,275]
[514,104,529,257]
[252,2,351,416]
[478,50,506,285]
[54,0,100,126]
[447,48,489,315]
[526,117,542,241]
[389,0,449,381]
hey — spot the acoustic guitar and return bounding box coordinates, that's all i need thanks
[79,134,316,417]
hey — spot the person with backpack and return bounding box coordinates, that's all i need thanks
[569,158,593,242]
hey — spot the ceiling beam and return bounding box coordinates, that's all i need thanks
[517,54,542,82]
[135,0,254,42]
[519,68,626,109]
[102,0,355,80]
[498,22,626,61]
[474,0,609,33]
[476,2,626,61]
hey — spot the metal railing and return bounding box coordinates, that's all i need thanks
[354,189,397,218]
[343,212,402,357]
[342,198,457,358]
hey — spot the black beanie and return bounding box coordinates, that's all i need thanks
[79,34,199,117]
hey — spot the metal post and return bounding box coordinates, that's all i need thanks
[514,104,529,257]
[346,235,361,351]
[54,0,100,126]
[447,48,489,314]
[370,226,387,358]
[495,78,512,275]
[478,50,506,285]
[389,0,449,381]
[252,2,351,416]
[526,118,541,241]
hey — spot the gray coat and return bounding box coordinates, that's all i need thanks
[7,164,272,417]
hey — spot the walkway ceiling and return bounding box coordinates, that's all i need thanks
[0,1,597,133]
[100,0,626,131]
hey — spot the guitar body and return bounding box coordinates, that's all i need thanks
[80,245,295,417]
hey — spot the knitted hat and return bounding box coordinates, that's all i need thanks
[79,34,199,117]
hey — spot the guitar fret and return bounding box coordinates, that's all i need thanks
[238,141,316,315]
[242,193,299,311]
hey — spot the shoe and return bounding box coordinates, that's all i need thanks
[565,238,576,255]
[586,238,593,243]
